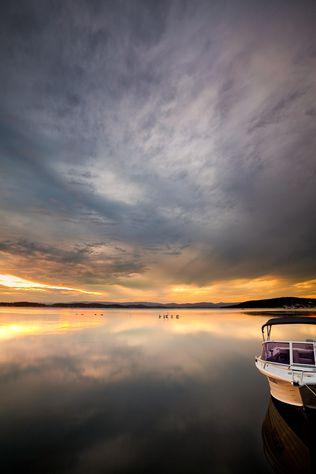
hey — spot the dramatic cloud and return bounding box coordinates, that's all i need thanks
[0,0,315,301]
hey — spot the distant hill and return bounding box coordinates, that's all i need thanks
[0,301,230,309]
[227,297,316,309]
[0,297,315,308]
[0,301,46,307]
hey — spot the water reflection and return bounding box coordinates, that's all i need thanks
[0,308,313,473]
[262,397,315,473]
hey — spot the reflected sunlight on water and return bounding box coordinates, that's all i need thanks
[0,308,315,473]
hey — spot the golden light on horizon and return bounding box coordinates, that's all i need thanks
[0,274,102,296]
[0,272,315,304]
[166,276,316,302]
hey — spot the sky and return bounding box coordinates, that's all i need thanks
[0,0,315,303]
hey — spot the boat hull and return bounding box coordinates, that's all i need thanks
[300,385,316,410]
[255,358,316,408]
[267,375,303,406]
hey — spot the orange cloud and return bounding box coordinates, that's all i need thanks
[162,275,316,303]
[0,274,101,296]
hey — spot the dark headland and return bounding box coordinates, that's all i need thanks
[0,297,315,309]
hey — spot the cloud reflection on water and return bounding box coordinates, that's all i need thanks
[1,308,309,473]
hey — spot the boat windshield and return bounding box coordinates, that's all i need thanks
[292,343,315,365]
[262,342,290,364]
[261,341,315,366]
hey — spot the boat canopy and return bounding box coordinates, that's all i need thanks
[262,317,316,339]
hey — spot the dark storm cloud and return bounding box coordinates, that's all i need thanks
[0,239,91,265]
[0,0,315,289]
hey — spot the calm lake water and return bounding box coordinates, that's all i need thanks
[0,308,315,474]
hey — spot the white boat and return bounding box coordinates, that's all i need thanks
[255,317,316,409]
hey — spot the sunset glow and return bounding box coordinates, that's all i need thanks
[0,274,102,296]
[1,3,315,474]
[0,0,315,304]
